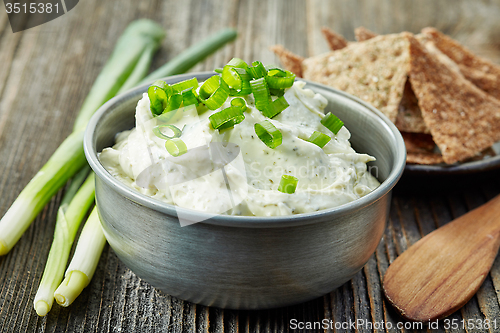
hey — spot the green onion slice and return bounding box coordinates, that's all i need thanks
[255,120,282,149]
[222,59,250,89]
[250,78,271,111]
[182,88,199,106]
[199,75,230,110]
[163,93,183,113]
[269,88,285,97]
[262,96,289,118]
[231,97,247,112]
[148,85,168,116]
[171,77,198,93]
[214,68,223,74]
[165,138,187,157]
[209,106,245,131]
[307,131,331,148]
[153,124,183,140]
[277,175,298,194]
[247,61,267,79]
[321,112,344,135]
[266,68,295,89]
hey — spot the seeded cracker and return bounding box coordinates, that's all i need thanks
[321,27,349,51]
[422,27,500,101]
[355,27,378,41]
[407,35,500,164]
[269,45,304,77]
[395,80,430,134]
[302,32,412,123]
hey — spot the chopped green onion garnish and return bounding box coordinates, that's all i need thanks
[278,175,298,194]
[148,81,169,115]
[307,131,331,148]
[266,68,295,89]
[153,124,183,140]
[214,68,223,74]
[209,106,245,130]
[199,75,230,110]
[321,112,344,135]
[269,88,285,97]
[248,61,267,79]
[222,59,250,89]
[250,78,271,111]
[165,138,187,157]
[181,88,199,106]
[171,77,198,93]
[255,120,282,149]
[231,97,247,112]
[163,93,183,113]
[262,96,289,118]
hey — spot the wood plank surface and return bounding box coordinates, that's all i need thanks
[1,0,500,332]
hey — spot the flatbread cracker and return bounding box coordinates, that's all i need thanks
[355,27,378,41]
[407,152,444,165]
[269,45,304,77]
[402,132,436,153]
[395,80,430,134]
[421,27,500,100]
[321,27,348,51]
[302,32,412,123]
[407,34,500,164]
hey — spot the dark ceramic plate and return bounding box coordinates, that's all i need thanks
[405,141,500,175]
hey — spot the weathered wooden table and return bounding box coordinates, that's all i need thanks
[1,1,500,332]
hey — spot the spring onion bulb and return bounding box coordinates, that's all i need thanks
[54,207,106,307]
[33,173,95,316]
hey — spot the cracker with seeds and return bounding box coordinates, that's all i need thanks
[355,26,378,41]
[395,80,430,134]
[321,27,349,51]
[269,45,304,77]
[302,32,412,123]
[421,27,500,100]
[407,34,500,164]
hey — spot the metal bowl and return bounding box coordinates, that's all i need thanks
[84,73,406,309]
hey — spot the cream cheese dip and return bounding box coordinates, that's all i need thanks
[99,80,380,217]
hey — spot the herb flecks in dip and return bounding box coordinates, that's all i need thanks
[99,59,380,216]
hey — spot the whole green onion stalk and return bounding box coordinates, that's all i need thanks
[0,21,237,256]
[34,173,95,316]
[0,19,165,256]
[54,206,106,307]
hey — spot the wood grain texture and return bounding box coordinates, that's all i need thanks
[1,0,500,332]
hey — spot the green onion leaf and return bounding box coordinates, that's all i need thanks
[307,131,331,148]
[250,78,271,111]
[153,125,183,140]
[255,120,282,149]
[214,68,223,74]
[278,175,298,194]
[165,138,188,157]
[171,77,198,93]
[247,61,267,79]
[321,112,344,135]
[262,96,289,118]
[231,97,247,112]
[209,106,245,130]
[199,75,230,110]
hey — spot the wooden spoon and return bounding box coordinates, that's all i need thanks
[383,194,500,322]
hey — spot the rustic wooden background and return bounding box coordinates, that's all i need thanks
[1,0,500,332]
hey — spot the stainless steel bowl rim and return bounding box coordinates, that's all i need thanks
[84,72,406,228]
